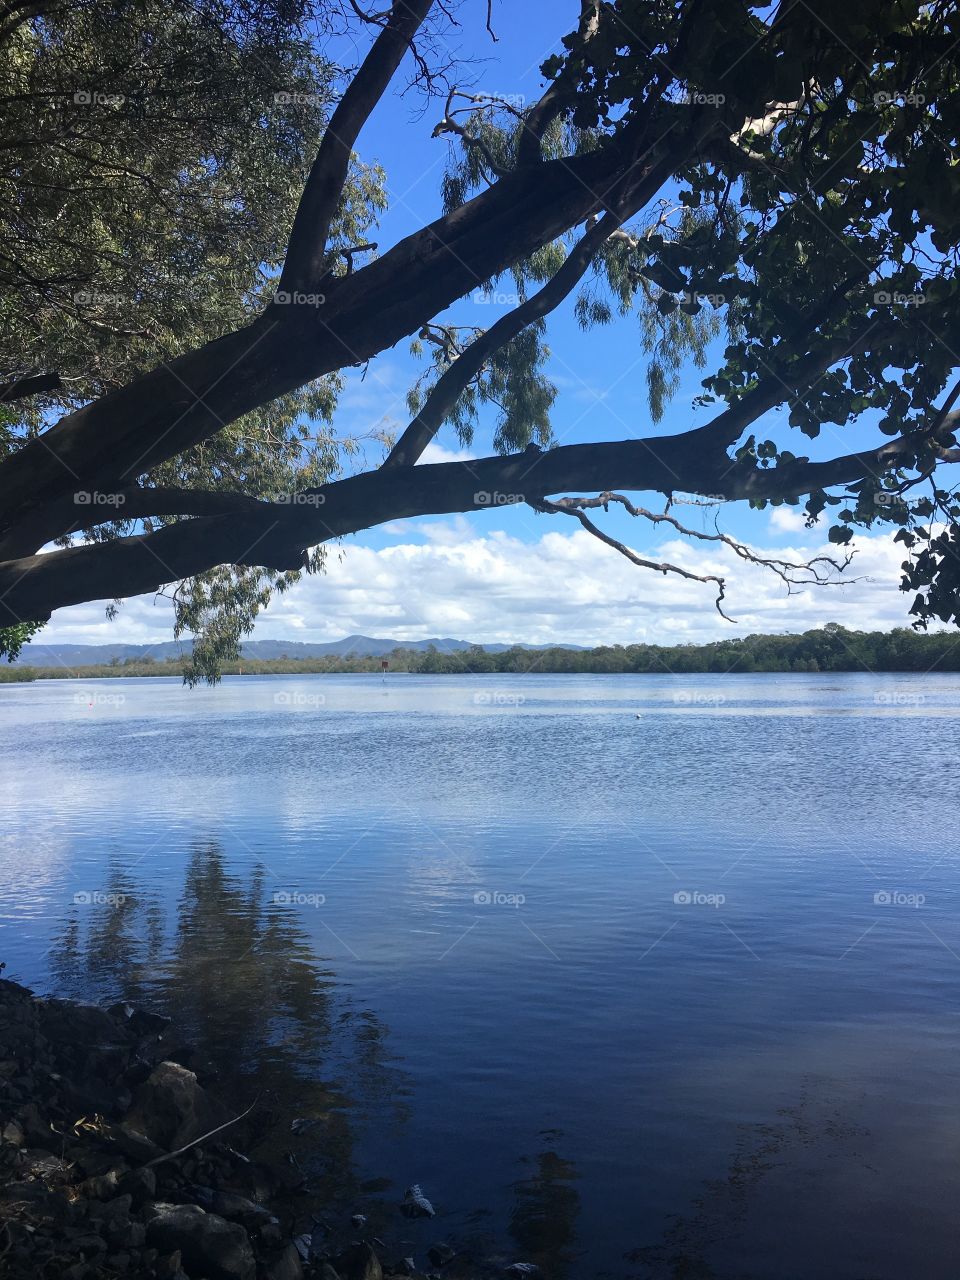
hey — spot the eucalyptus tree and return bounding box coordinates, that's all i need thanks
[2,0,959,678]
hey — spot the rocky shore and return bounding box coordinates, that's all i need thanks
[0,977,538,1280]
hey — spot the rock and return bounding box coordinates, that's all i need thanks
[264,1241,305,1280]
[351,1213,368,1228]
[399,1185,435,1219]
[101,1121,164,1163]
[208,1188,276,1229]
[127,1060,225,1150]
[108,1001,171,1037]
[319,1267,343,1280]
[505,1266,541,1278]
[427,1244,456,1268]
[334,1241,383,1280]
[87,1193,132,1226]
[145,1202,256,1280]
[36,999,123,1047]
[1,1119,24,1146]
[117,1165,157,1203]
[78,1170,120,1201]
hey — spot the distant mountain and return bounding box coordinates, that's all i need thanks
[15,634,586,667]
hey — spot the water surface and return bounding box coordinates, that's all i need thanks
[1,672,958,1278]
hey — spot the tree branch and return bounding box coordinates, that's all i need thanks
[279,0,435,294]
[0,372,63,402]
[2,425,952,624]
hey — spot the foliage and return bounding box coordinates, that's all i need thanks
[0,0,386,677]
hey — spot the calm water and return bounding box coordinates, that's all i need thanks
[2,672,959,1278]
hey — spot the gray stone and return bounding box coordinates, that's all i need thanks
[145,1202,256,1280]
[127,1060,224,1150]
[264,1242,305,1280]
[334,1241,383,1280]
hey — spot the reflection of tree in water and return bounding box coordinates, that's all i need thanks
[625,1083,868,1279]
[47,840,405,1204]
[507,1132,581,1280]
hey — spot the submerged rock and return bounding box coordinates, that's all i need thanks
[427,1243,456,1267]
[400,1184,435,1218]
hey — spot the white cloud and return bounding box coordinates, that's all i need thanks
[419,441,476,465]
[769,506,811,534]
[34,522,923,649]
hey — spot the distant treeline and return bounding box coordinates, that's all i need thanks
[4,625,960,681]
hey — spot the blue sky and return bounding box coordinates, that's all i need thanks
[35,1,935,650]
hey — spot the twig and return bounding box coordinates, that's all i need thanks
[530,496,735,621]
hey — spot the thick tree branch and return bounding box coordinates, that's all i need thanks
[2,426,953,624]
[279,0,435,294]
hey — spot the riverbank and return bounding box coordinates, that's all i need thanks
[6,624,960,680]
[0,978,528,1280]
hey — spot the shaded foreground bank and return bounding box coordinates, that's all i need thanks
[6,624,960,682]
[0,978,532,1280]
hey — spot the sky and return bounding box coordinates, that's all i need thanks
[32,0,941,649]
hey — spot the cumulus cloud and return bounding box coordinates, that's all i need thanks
[35,521,922,649]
